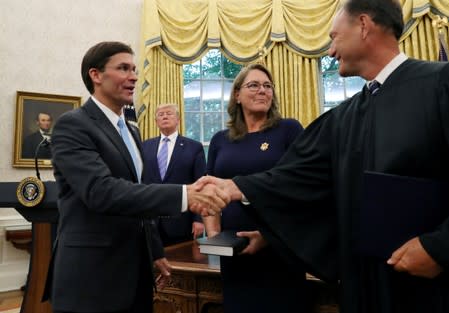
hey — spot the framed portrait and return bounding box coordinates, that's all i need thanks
[13,91,82,168]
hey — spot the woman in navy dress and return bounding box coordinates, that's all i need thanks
[204,63,310,313]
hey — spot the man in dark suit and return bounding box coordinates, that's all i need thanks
[143,103,206,247]
[22,112,52,159]
[44,41,228,313]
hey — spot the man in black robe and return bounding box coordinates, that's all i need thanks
[198,0,449,312]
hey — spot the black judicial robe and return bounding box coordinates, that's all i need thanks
[234,59,449,313]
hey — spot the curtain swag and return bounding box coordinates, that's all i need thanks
[141,0,449,63]
[136,0,449,137]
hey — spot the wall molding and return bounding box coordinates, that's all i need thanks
[0,218,31,292]
[0,260,29,292]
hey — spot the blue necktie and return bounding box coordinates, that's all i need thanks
[158,137,169,179]
[368,80,381,94]
[117,118,141,183]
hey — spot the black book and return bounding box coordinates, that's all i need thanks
[359,171,449,259]
[197,230,249,257]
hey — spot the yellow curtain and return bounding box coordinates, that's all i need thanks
[142,0,340,62]
[265,44,320,126]
[138,0,449,133]
[137,47,183,140]
[400,14,449,60]
[399,0,449,60]
[141,0,448,61]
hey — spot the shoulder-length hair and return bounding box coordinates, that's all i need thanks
[227,63,281,141]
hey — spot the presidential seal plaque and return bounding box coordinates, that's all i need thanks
[16,177,46,207]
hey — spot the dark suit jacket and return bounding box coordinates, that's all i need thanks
[45,98,182,312]
[22,131,51,159]
[142,135,206,249]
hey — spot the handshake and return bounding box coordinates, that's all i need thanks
[186,176,243,217]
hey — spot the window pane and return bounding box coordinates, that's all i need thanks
[203,98,221,112]
[223,99,229,114]
[184,112,201,141]
[323,71,345,106]
[202,81,222,111]
[183,49,240,145]
[184,81,201,111]
[203,112,223,142]
[184,60,201,80]
[321,56,366,111]
[223,80,233,101]
[346,76,366,97]
[223,57,243,78]
[321,56,338,72]
[202,50,222,79]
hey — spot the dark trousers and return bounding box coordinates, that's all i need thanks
[54,234,154,313]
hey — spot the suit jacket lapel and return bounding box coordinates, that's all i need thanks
[82,99,139,182]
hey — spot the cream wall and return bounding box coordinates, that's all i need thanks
[0,0,143,291]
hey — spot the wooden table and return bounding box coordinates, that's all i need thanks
[154,241,339,313]
[153,241,223,313]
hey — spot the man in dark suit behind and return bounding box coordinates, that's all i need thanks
[22,112,52,159]
[43,41,228,313]
[143,103,206,247]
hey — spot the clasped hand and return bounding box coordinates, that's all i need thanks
[186,179,229,217]
[187,175,243,217]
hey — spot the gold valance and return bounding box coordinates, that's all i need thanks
[142,0,340,62]
[137,0,449,137]
[141,0,449,63]
[401,0,449,38]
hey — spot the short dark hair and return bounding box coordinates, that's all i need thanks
[227,63,281,141]
[36,112,52,121]
[344,0,404,40]
[81,41,134,94]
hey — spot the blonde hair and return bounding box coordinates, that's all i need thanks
[155,103,180,118]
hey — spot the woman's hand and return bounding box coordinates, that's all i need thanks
[237,230,268,255]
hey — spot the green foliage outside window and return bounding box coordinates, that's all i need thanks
[183,50,242,144]
[321,56,365,111]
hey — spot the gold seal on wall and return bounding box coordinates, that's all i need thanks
[16,177,45,207]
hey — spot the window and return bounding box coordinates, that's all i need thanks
[321,56,366,112]
[183,53,366,149]
[183,50,242,152]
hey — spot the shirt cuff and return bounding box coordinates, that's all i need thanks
[181,184,188,212]
[241,193,250,205]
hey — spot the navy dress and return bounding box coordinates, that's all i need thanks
[207,118,309,313]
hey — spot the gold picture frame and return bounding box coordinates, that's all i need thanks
[13,91,82,168]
